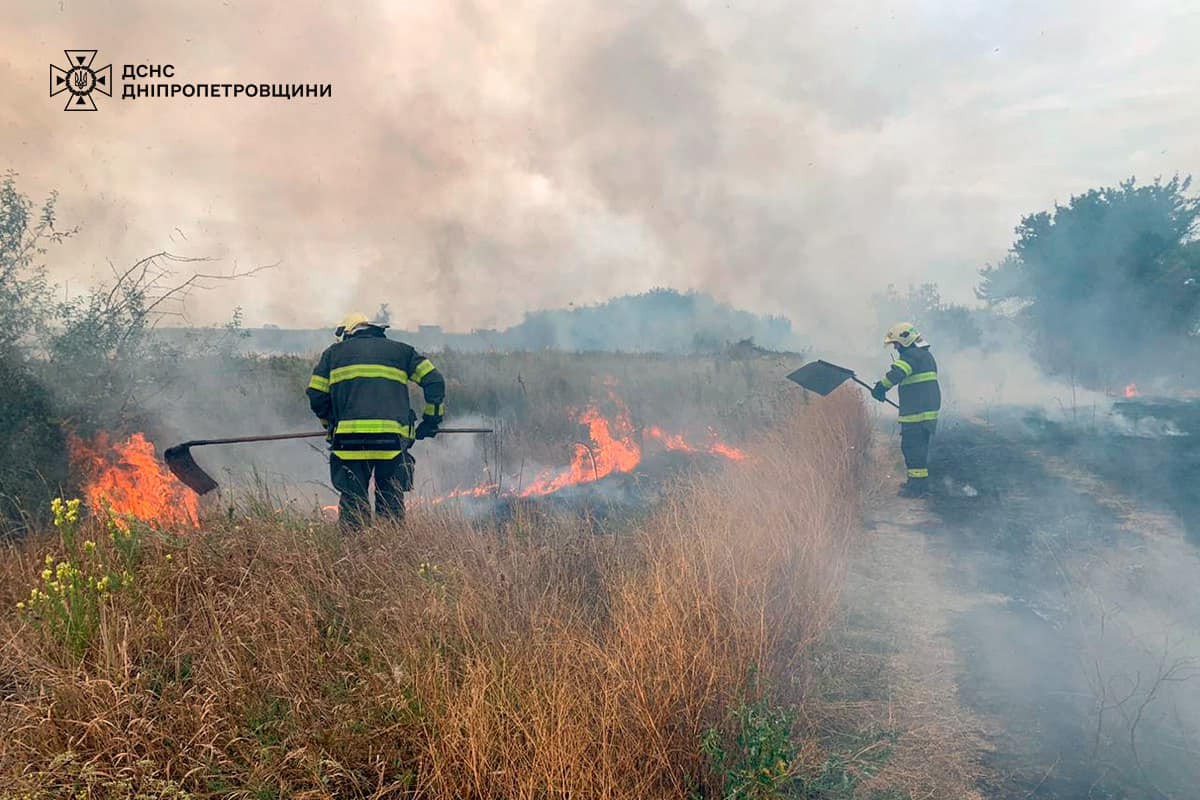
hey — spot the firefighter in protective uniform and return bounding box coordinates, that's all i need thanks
[306,312,446,529]
[871,322,940,497]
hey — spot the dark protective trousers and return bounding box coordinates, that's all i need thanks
[900,420,936,482]
[330,451,415,530]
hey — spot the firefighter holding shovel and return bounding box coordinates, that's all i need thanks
[871,322,940,497]
[306,312,446,529]
[163,315,488,512]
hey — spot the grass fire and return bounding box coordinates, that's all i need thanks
[69,432,200,527]
[5,4,1200,798]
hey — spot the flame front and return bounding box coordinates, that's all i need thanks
[69,432,199,526]
[520,406,642,496]
[644,426,748,461]
[436,396,747,502]
[1124,382,1139,398]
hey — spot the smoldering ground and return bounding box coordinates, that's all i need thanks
[884,402,1200,798]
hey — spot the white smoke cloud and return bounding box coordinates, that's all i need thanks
[1,0,1198,346]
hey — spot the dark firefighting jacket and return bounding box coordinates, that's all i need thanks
[879,344,940,424]
[306,328,446,461]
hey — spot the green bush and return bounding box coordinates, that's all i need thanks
[702,698,798,800]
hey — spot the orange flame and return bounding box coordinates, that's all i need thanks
[435,397,747,502]
[1124,382,1139,398]
[430,483,501,506]
[644,426,748,461]
[69,432,199,527]
[520,405,643,496]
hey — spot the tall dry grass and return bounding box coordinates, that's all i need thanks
[0,390,867,799]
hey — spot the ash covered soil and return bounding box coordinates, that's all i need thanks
[877,403,1200,799]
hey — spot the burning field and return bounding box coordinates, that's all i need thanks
[11,345,1200,799]
[0,351,885,799]
[434,392,745,509]
[60,386,749,528]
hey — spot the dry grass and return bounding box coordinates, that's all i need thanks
[0,390,868,799]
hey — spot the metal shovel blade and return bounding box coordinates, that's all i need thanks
[163,443,220,495]
[786,359,857,396]
[162,427,495,496]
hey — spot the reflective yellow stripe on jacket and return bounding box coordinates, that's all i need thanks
[329,364,409,385]
[881,359,912,389]
[333,419,413,437]
[412,359,436,384]
[332,450,404,460]
[900,371,938,386]
[308,375,330,393]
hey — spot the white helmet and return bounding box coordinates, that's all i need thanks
[883,321,928,348]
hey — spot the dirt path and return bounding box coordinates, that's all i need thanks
[856,417,1200,798]
[844,485,989,799]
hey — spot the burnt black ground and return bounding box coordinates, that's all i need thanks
[918,411,1200,799]
[1026,399,1200,546]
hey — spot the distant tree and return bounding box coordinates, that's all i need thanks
[874,283,983,350]
[977,176,1200,378]
[0,173,74,529]
[375,303,391,325]
[0,171,73,352]
[507,288,796,353]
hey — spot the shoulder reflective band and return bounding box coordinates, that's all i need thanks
[329,364,409,385]
[412,359,436,383]
[332,450,404,460]
[893,359,913,376]
[897,411,939,423]
[308,374,330,392]
[334,419,413,437]
[900,371,938,385]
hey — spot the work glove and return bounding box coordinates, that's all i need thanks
[870,381,888,402]
[321,419,334,444]
[415,415,442,440]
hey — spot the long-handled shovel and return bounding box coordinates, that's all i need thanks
[164,428,494,495]
[786,359,900,409]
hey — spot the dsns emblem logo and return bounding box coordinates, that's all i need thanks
[50,50,113,111]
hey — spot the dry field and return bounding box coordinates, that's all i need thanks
[1,354,888,799]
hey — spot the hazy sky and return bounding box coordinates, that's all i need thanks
[2,0,1198,338]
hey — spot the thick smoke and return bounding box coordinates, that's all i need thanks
[2,0,1199,347]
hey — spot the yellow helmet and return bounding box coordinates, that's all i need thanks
[334,311,388,340]
[883,322,927,348]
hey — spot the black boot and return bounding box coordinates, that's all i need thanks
[898,479,930,498]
